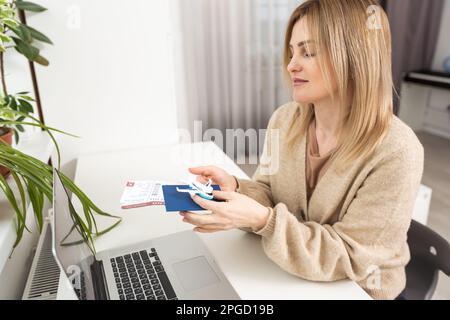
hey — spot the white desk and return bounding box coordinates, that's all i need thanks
[69,142,371,300]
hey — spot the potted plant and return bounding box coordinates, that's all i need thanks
[0,0,121,255]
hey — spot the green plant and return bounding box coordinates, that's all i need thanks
[0,1,121,255]
[0,111,122,254]
[1,0,51,143]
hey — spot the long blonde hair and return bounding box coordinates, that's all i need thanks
[284,0,393,171]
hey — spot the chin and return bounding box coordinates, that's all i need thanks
[292,92,313,104]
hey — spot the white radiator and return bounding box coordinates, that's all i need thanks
[22,218,60,300]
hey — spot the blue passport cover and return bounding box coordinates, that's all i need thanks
[162,185,221,212]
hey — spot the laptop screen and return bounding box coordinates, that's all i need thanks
[52,168,96,300]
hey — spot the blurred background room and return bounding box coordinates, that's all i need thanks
[174,0,450,299]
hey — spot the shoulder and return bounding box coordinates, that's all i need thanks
[371,116,424,170]
[378,116,424,156]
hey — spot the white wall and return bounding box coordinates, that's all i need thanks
[432,0,450,70]
[26,0,179,178]
[3,46,34,104]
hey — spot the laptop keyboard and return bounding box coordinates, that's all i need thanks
[110,248,178,300]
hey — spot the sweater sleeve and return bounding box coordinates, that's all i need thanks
[234,165,274,208]
[254,144,424,282]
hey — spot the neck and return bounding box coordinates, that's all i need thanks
[313,97,345,139]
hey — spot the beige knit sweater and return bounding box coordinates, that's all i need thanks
[235,102,424,300]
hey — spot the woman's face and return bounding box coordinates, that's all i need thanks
[287,18,337,104]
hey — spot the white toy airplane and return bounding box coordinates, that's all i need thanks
[176,178,215,200]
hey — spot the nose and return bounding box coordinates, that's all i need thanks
[287,56,302,74]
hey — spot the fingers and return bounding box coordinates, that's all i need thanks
[179,212,224,233]
[190,194,221,211]
[196,175,209,184]
[189,166,214,176]
[212,190,236,201]
[193,227,222,234]
[180,211,219,226]
[190,166,215,184]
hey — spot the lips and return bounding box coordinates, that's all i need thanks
[293,77,309,86]
[293,77,309,83]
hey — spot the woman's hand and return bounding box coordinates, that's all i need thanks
[179,190,270,233]
[189,166,238,192]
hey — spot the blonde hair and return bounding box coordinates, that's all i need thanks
[284,0,393,171]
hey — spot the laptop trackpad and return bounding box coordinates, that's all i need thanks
[173,256,220,292]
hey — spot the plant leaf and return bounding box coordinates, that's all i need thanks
[8,97,17,110]
[19,24,32,43]
[34,55,49,66]
[16,124,24,132]
[17,98,34,113]
[15,1,47,12]
[0,120,79,138]
[22,25,52,44]
[12,36,39,61]
[28,187,42,229]
[0,108,79,169]
[0,33,12,43]
[3,95,10,105]
[0,169,26,246]
[18,95,34,102]
[11,172,31,233]
[13,129,19,144]
[3,18,19,29]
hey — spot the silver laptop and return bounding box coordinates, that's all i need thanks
[50,168,239,300]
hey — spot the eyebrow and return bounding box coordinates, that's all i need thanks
[289,40,314,49]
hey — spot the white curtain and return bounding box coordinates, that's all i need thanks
[172,0,303,151]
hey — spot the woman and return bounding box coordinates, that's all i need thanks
[180,0,424,300]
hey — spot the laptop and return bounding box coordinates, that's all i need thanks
[50,168,239,300]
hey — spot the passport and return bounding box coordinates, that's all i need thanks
[162,185,221,212]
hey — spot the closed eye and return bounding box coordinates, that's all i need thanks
[303,52,316,58]
[289,52,316,59]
